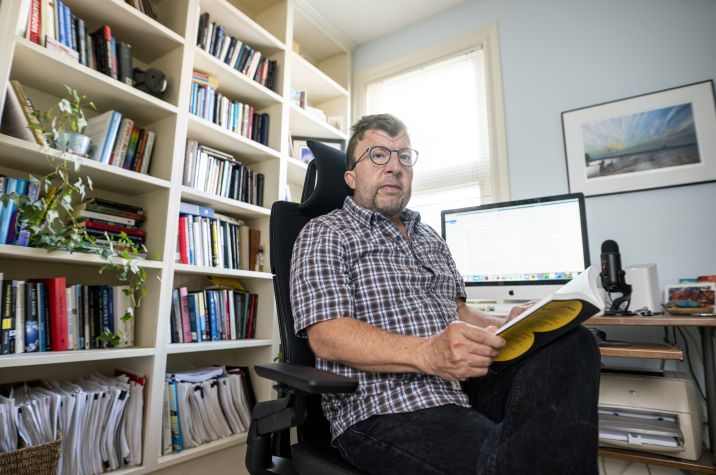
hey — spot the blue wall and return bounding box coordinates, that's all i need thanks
[353,0,716,288]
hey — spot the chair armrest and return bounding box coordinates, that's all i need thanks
[255,363,358,395]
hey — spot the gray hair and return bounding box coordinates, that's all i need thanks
[346,114,408,170]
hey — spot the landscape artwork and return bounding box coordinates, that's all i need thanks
[582,103,700,180]
[562,80,716,196]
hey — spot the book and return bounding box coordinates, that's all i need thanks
[25,0,42,45]
[0,280,16,354]
[74,209,139,226]
[490,266,604,368]
[42,277,69,351]
[1,83,36,143]
[0,178,19,244]
[118,41,133,86]
[84,110,121,164]
[25,282,39,352]
[9,80,47,146]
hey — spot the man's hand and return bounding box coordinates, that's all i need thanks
[419,321,506,380]
[506,300,537,323]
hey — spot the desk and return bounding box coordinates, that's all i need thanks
[587,315,716,473]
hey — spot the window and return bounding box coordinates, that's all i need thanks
[354,25,509,231]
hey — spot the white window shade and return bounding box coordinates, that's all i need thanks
[365,49,494,231]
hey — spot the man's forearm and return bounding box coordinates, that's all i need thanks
[307,317,426,373]
[455,299,506,328]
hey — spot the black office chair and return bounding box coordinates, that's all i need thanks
[245,140,363,475]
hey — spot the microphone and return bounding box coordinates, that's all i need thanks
[600,239,633,315]
[600,239,626,292]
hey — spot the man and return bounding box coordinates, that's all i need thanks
[290,114,600,474]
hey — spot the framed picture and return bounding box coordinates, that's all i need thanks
[664,282,715,313]
[561,80,716,197]
[291,136,345,164]
[327,115,345,133]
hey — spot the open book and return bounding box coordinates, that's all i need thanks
[492,266,604,368]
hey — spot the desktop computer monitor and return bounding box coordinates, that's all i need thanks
[441,193,589,302]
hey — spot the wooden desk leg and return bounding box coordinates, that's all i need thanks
[702,327,716,455]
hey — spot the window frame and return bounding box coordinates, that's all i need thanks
[352,23,511,202]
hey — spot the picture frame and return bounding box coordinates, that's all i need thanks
[327,115,345,133]
[291,136,345,164]
[664,282,715,313]
[561,80,716,197]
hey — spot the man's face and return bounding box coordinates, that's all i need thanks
[344,129,413,218]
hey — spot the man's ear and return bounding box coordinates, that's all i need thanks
[344,170,356,190]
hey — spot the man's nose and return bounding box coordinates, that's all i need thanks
[383,152,403,173]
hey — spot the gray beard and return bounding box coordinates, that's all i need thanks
[370,188,411,218]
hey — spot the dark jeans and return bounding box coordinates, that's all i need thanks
[335,326,600,475]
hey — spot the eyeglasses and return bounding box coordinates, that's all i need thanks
[351,146,419,170]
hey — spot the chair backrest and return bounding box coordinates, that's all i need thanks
[270,140,352,367]
[269,140,352,447]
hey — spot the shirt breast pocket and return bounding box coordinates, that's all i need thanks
[416,243,457,296]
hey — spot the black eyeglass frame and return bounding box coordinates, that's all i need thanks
[350,146,419,171]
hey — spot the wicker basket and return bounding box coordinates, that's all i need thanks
[0,438,61,475]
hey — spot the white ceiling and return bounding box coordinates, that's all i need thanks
[298,0,470,48]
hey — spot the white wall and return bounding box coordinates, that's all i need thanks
[353,0,716,288]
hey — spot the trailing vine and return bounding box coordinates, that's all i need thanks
[1,86,153,347]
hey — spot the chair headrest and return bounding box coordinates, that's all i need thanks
[299,140,353,217]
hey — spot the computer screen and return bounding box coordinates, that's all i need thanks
[441,193,590,302]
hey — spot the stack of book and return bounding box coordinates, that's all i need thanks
[0,276,134,355]
[196,12,278,92]
[190,71,270,146]
[170,284,258,344]
[177,202,262,271]
[84,110,156,173]
[163,366,254,454]
[123,0,159,20]
[74,198,146,251]
[0,369,144,475]
[182,139,264,207]
[0,174,40,246]
[24,2,137,88]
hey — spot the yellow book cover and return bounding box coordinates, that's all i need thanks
[492,266,604,368]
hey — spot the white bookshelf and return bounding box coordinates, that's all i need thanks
[0,0,350,473]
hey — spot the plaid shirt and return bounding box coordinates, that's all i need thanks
[290,196,470,440]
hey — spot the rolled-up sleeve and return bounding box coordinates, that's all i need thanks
[290,220,355,337]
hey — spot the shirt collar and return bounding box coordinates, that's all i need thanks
[342,196,421,229]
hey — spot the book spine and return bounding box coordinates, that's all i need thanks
[76,17,87,65]
[139,131,155,175]
[26,0,42,45]
[206,291,218,341]
[168,379,183,452]
[170,288,182,343]
[47,277,69,351]
[62,3,72,49]
[0,178,18,245]
[187,293,198,343]
[69,13,77,52]
[179,287,192,343]
[118,41,134,86]
[25,283,39,352]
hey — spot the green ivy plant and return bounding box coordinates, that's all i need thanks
[1,86,152,348]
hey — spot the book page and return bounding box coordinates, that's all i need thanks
[554,266,602,308]
[497,266,602,334]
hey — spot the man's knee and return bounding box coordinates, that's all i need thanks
[529,325,601,376]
